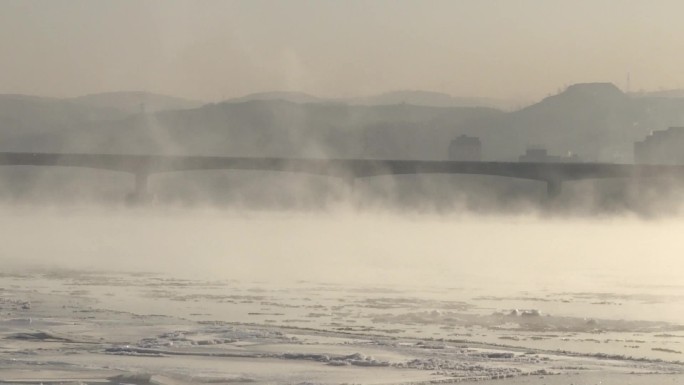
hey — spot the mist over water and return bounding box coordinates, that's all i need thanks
[4,2,684,382]
[5,206,683,292]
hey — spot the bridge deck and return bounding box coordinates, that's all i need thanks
[1,152,682,181]
[1,152,683,200]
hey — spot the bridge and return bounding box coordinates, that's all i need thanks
[1,152,683,202]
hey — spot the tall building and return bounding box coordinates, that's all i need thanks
[635,127,684,164]
[448,135,482,161]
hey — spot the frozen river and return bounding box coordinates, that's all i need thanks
[2,207,684,384]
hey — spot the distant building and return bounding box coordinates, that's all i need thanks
[564,151,582,163]
[634,127,684,164]
[519,147,582,163]
[519,148,559,163]
[448,135,482,161]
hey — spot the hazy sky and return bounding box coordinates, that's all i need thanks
[2,0,684,101]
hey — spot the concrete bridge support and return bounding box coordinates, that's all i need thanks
[125,172,152,204]
[344,175,356,191]
[546,178,562,199]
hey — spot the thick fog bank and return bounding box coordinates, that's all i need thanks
[2,207,683,293]
[2,168,684,216]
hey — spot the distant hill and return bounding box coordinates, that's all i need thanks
[224,91,327,105]
[223,90,524,110]
[5,83,684,164]
[0,95,501,158]
[0,94,123,135]
[123,100,502,158]
[349,90,521,110]
[459,83,684,162]
[71,92,204,115]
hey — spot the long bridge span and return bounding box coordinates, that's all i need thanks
[1,152,682,201]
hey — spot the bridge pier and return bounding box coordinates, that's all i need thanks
[125,172,152,204]
[344,175,356,191]
[546,178,562,199]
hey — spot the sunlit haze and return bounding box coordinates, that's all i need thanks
[2,0,684,101]
[2,2,684,384]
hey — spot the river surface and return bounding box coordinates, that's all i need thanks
[2,207,684,383]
